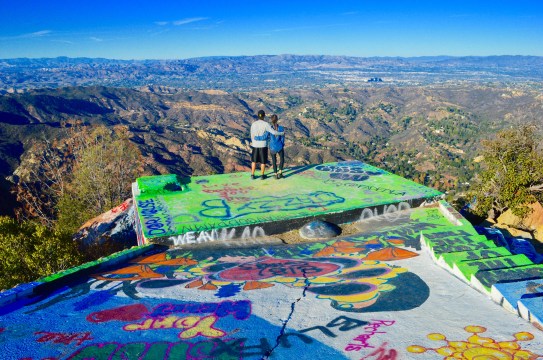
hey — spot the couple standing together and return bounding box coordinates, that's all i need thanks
[250,110,285,180]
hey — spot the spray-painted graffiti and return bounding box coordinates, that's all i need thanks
[5,202,543,360]
[316,163,385,182]
[87,300,251,324]
[345,319,395,351]
[35,331,93,346]
[168,226,267,246]
[124,315,226,339]
[361,342,398,360]
[407,325,542,358]
[322,179,408,196]
[65,333,328,360]
[111,199,131,214]
[300,316,368,338]
[138,198,172,236]
[202,183,255,202]
[92,234,428,312]
[133,161,441,241]
[199,257,417,311]
[66,338,243,360]
[199,191,345,220]
[359,202,412,222]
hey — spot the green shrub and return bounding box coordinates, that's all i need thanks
[0,216,82,290]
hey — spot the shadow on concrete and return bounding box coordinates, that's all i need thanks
[281,164,318,179]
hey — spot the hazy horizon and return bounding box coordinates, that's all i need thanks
[2,54,542,62]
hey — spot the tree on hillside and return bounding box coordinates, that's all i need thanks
[15,122,142,233]
[56,126,142,233]
[468,125,543,222]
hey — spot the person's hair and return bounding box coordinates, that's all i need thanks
[271,114,278,129]
[257,110,265,119]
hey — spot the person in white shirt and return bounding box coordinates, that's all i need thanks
[250,110,284,180]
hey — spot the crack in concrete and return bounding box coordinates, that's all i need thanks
[262,270,310,359]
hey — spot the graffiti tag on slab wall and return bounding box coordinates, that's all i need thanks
[359,202,412,222]
[169,226,267,246]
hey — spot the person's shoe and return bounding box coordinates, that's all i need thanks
[279,173,283,179]
[261,174,266,180]
[274,173,279,179]
[251,174,256,180]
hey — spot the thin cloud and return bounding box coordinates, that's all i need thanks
[52,39,74,44]
[173,17,208,26]
[22,30,52,38]
[155,21,169,26]
[90,37,104,42]
[0,30,52,41]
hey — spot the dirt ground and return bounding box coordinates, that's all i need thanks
[275,222,361,244]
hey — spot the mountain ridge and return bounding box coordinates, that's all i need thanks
[1,84,542,199]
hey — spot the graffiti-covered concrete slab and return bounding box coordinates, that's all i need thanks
[133,161,441,246]
[2,206,543,359]
[491,279,543,314]
[471,265,543,293]
[518,295,543,329]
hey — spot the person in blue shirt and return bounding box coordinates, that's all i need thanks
[268,114,285,179]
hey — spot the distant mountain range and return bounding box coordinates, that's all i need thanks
[1,55,543,91]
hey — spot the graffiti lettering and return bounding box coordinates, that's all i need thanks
[177,215,277,234]
[316,164,384,182]
[202,183,255,201]
[111,200,131,214]
[35,331,93,346]
[199,191,345,220]
[124,315,226,339]
[66,334,315,360]
[359,202,411,222]
[66,338,243,360]
[138,198,168,236]
[360,342,398,360]
[169,226,266,246]
[216,258,340,281]
[300,316,368,338]
[322,179,407,196]
[150,300,251,320]
[346,320,395,351]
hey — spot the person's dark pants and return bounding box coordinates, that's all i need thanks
[271,149,284,174]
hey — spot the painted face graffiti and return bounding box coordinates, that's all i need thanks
[91,235,428,313]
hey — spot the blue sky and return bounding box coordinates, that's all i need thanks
[0,0,541,59]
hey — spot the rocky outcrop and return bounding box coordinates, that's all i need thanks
[74,199,137,248]
[495,202,543,243]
